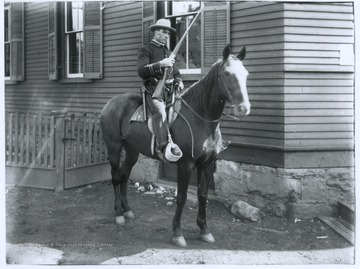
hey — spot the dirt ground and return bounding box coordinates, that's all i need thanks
[5,180,354,265]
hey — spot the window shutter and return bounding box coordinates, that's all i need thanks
[48,2,58,80]
[84,1,103,79]
[142,2,156,45]
[201,1,230,74]
[10,2,24,81]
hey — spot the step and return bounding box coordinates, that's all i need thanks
[319,216,354,245]
[337,201,355,224]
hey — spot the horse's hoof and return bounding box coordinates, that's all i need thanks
[200,233,215,244]
[124,210,135,220]
[115,216,125,226]
[172,236,187,248]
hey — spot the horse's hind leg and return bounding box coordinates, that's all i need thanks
[109,142,138,226]
[108,146,124,225]
[118,143,138,221]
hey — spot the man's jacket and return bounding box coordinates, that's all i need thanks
[137,40,182,94]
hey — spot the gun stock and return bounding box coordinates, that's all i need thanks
[152,7,203,99]
[152,68,169,99]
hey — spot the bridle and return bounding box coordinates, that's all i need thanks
[176,56,246,124]
[171,58,246,156]
[218,57,246,121]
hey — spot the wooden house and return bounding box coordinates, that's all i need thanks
[4,1,355,217]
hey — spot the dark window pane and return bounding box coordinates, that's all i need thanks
[5,43,10,77]
[188,15,201,68]
[5,9,9,42]
[68,32,83,74]
[174,14,201,69]
[66,1,83,32]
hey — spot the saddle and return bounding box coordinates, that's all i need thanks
[130,90,182,158]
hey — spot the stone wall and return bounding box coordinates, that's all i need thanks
[213,160,355,219]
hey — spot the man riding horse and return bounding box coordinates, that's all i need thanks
[137,19,184,162]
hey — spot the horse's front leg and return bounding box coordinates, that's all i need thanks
[197,161,215,243]
[172,161,193,248]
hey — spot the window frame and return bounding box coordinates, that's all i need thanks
[4,5,10,80]
[165,1,203,75]
[164,1,201,18]
[64,1,84,78]
[49,1,103,82]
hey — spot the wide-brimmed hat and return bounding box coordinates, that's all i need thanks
[149,19,176,34]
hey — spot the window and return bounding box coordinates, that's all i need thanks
[165,1,202,74]
[4,6,10,78]
[142,2,229,75]
[48,1,103,81]
[65,1,84,78]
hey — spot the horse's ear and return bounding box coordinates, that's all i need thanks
[237,47,246,61]
[223,44,231,61]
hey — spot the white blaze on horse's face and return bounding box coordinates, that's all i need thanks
[223,57,251,117]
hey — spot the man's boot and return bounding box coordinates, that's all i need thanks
[152,113,169,154]
[152,113,182,161]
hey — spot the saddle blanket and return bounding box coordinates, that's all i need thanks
[130,105,149,122]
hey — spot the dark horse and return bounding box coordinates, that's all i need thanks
[100,44,250,247]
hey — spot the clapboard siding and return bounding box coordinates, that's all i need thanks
[5,1,142,113]
[228,1,285,148]
[284,2,353,13]
[284,73,354,150]
[283,2,354,72]
[283,2,354,151]
[226,1,354,161]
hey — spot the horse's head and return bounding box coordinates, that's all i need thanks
[219,44,251,117]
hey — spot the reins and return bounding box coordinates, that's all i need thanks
[222,111,241,121]
[178,95,242,123]
[173,97,240,158]
[179,97,221,123]
[169,97,219,158]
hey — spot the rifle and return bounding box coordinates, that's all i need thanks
[152,7,203,99]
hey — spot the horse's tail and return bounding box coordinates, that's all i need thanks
[100,97,125,153]
[101,93,141,159]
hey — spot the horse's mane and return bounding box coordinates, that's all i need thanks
[180,59,223,111]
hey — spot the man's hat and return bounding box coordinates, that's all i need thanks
[149,19,176,34]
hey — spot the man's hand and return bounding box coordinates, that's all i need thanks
[159,57,175,67]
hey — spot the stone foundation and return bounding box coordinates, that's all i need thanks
[213,160,355,219]
[129,154,161,183]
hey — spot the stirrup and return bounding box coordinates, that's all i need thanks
[164,135,183,162]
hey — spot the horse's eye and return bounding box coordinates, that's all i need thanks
[224,72,230,76]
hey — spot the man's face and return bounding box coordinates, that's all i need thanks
[154,29,170,45]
